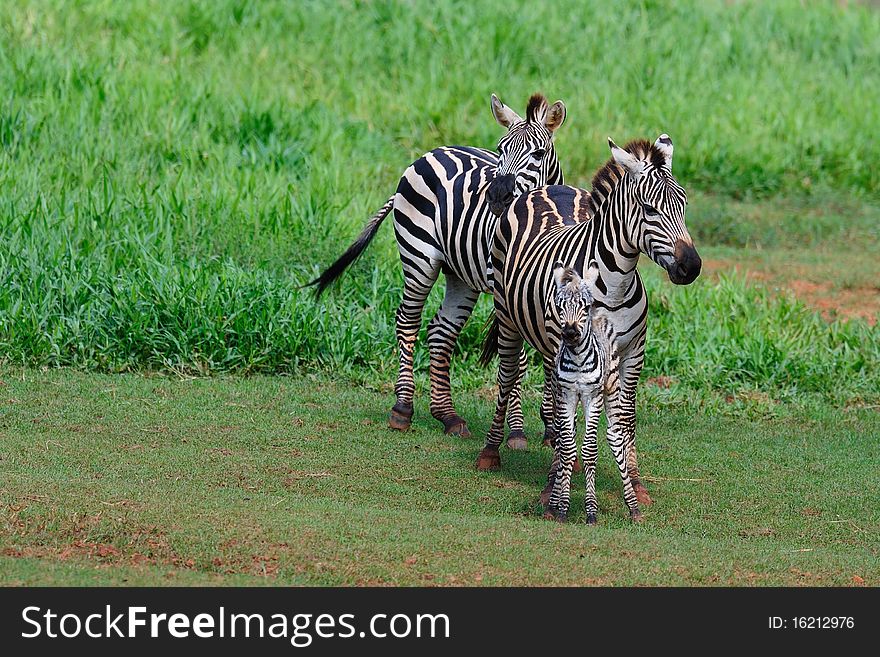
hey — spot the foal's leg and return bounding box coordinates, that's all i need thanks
[582,395,603,525]
[539,355,581,509]
[547,391,578,522]
[427,274,479,437]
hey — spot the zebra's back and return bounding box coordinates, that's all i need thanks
[393,146,501,293]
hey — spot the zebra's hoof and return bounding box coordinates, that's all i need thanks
[541,503,558,520]
[539,471,557,509]
[475,446,501,471]
[388,404,413,431]
[633,480,653,506]
[541,429,555,448]
[506,430,527,450]
[573,456,582,474]
[630,509,643,523]
[539,488,552,510]
[554,512,568,523]
[585,513,597,525]
[442,416,471,438]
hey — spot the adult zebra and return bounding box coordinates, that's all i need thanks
[477,135,702,508]
[310,93,567,444]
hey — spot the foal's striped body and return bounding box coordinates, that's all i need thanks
[547,262,640,523]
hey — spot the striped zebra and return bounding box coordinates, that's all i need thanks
[546,261,640,523]
[476,135,702,510]
[309,94,567,444]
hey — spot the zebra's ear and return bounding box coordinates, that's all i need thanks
[608,138,645,177]
[544,100,566,133]
[552,261,576,291]
[583,260,600,297]
[654,134,673,170]
[491,94,523,129]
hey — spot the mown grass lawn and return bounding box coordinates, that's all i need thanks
[1,368,877,586]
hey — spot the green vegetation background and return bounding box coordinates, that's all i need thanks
[1,0,878,401]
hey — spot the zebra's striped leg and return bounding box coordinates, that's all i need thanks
[540,366,562,511]
[504,348,528,450]
[547,392,577,522]
[539,357,560,510]
[540,356,556,447]
[426,275,479,438]
[620,384,652,506]
[619,351,652,505]
[582,396,603,524]
[476,323,523,471]
[390,260,441,431]
[607,426,641,522]
[605,387,641,522]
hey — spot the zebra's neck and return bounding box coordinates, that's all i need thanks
[547,150,564,186]
[585,180,642,307]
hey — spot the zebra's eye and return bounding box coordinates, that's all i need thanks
[532,149,545,160]
[643,203,660,216]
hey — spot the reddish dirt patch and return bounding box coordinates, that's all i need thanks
[646,376,675,388]
[210,542,294,578]
[702,259,879,325]
[59,541,120,561]
[3,536,195,571]
[787,279,879,325]
[205,447,234,456]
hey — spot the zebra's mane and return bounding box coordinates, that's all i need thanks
[584,139,667,215]
[525,93,548,123]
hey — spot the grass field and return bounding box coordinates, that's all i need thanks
[0,0,878,586]
[2,369,878,586]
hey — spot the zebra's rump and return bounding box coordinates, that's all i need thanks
[394,146,502,292]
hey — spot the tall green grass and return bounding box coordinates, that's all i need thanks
[0,0,878,400]
[1,228,877,403]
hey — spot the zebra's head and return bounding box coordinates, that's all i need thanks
[608,135,702,285]
[486,93,566,217]
[552,260,600,347]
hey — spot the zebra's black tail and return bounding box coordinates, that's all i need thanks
[479,310,500,367]
[306,195,396,297]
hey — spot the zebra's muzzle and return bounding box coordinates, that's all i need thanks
[487,174,516,216]
[561,324,580,345]
[667,240,702,285]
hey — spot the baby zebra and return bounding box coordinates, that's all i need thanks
[546,261,641,524]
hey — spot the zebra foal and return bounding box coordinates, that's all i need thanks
[547,261,640,523]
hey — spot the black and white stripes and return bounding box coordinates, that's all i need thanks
[476,135,702,515]
[310,94,567,443]
[546,261,640,523]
